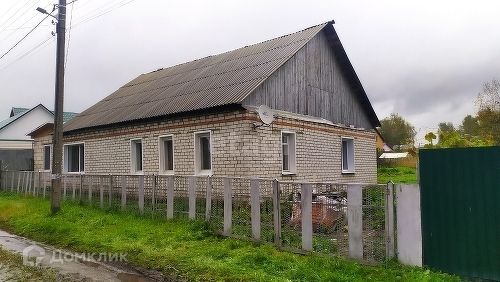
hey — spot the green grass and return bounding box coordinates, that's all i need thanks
[378,166,418,184]
[0,193,457,281]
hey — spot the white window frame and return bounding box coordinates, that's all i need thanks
[63,142,85,174]
[130,138,144,175]
[281,131,297,175]
[194,130,213,176]
[158,135,175,175]
[43,144,52,172]
[341,137,355,174]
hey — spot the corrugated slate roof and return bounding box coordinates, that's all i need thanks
[64,22,329,132]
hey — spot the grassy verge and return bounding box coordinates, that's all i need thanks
[378,166,417,184]
[0,193,456,281]
[0,247,57,281]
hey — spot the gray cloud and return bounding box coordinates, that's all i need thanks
[0,0,499,145]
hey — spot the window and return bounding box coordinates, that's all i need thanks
[159,135,174,174]
[43,145,52,171]
[131,139,143,174]
[341,137,355,173]
[64,143,84,173]
[194,131,212,175]
[281,132,296,174]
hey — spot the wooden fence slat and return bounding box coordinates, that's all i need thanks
[121,176,127,210]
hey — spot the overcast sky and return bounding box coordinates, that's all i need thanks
[0,0,499,144]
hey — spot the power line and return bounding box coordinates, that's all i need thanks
[0,36,54,71]
[0,2,52,42]
[0,0,38,33]
[72,0,136,27]
[64,0,75,69]
[0,14,50,61]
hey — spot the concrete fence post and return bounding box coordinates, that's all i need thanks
[188,176,196,219]
[250,179,261,241]
[108,175,113,207]
[121,176,127,210]
[152,175,156,214]
[16,172,21,193]
[301,183,313,251]
[99,176,104,209]
[223,178,232,236]
[385,182,396,259]
[79,174,83,202]
[166,176,174,219]
[11,171,15,192]
[63,175,67,200]
[347,184,363,260]
[138,175,145,214]
[205,176,212,221]
[72,177,76,200]
[88,176,93,204]
[272,179,281,246]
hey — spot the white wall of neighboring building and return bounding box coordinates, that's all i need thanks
[0,106,54,140]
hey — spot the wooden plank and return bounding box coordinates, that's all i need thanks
[99,176,104,209]
[385,182,395,258]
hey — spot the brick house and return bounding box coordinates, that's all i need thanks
[31,21,380,183]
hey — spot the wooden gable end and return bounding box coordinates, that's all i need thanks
[242,29,373,129]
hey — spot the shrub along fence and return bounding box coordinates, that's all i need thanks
[0,170,394,263]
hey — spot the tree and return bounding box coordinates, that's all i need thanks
[438,122,455,134]
[424,132,436,147]
[477,79,500,111]
[460,115,480,136]
[476,108,500,145]
[379,113,416,149]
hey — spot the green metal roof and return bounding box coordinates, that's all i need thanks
[0,105,79,132]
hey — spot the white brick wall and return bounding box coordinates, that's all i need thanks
[34,110,376,183]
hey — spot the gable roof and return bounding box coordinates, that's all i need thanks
[10,107,29,117]
[64,21,379,133]
[0,105,79,132]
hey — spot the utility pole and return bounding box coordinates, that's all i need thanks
[50,0,66,214]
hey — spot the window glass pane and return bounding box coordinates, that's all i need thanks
[342,140,349,171]
[69,146,80,172]
[135,142,142,171]
[44,146,51,170]
[200,136,211,170]
[164,139,173,171]
[79,145,84,172]
[282,136,289,171]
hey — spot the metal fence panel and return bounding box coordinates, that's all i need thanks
[420,147,500,281]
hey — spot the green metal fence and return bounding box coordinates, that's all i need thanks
[419,146,500,281]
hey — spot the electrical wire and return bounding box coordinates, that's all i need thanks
[0,36,54,71]
[72,0,136,27]
[0,0,39,33]
[0,14,50,61]
[64,0,75,69]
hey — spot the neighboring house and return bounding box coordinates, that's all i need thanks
[32,21,380,183]
[0,105,77,170]
[375,129,392,153]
